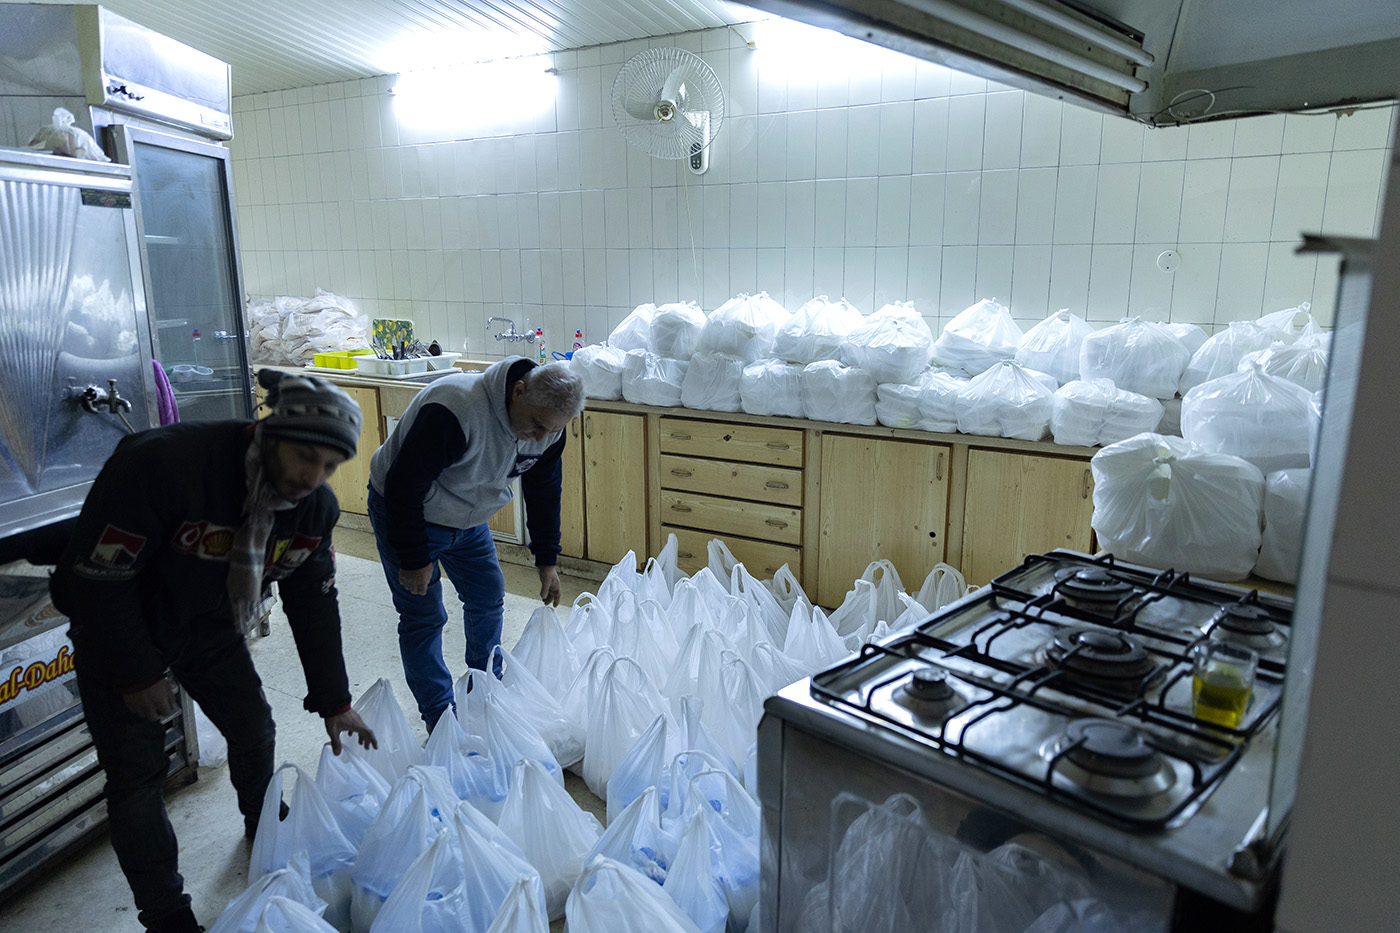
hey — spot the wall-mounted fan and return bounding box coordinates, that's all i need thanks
[611,47,725,174]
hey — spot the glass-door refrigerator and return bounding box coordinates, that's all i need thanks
[108,123,253,423]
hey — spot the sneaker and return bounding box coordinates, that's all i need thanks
[145,905,204,933]
[244,798,289,840]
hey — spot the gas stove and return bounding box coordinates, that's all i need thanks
[758,551,1293,928]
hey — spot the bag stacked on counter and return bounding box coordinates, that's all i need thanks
[622,351,688,407]
[1015,309,1094,386]
[1238,340,1330,393]
[571,345,629,400]
[1078,317,1191,400]
[875,371,965,432]
[680,352,745,412]
[772,296,864,364]
[930,298,1022,375]
[955,360,1056,441]
[841,302,935,385]
[1181,363,1314,474]
[739,359,805,418]
[1178,319,1292,394]
[247,290,369,366]
[1051,379,1164,448]
[650,302,708,360]
[799,360,878,425]
[608,304,659,352]
[1255,468,1311,583]
[697,293,789,362]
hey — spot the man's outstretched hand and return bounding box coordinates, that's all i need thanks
[325,708,379,755]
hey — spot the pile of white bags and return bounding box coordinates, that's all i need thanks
[739,359,805,418]
[1181,363,1314,473]
[1078,318,1191,400]
[1238,340,1330,393]
[570,344,628,400]
[1257,301,1320,340]
[875,371,965,432]
[247,290,369,366]
[622,351,688,407]
[841,302,935,385]
[1178,319,1291,394]
[772,296,864,364]
[650,302,708,360]
[1090,433,1265,580]
[680,352,744,412]
[697,293,789,362]
[1051,379,1164,448]
[955,360,1056,441]
[799,360,878,425]
[930,298,1022,376]
[608,304,658,352]
[1015,309,1094,386]
[1255,468,1310,583]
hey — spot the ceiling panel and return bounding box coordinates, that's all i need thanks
[21,0,762,95]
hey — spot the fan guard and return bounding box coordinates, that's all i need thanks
[611,47,725,160]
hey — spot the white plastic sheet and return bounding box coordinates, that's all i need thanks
[621,350,688,407]
[1015,310,1094,386]
[1181,364,1314,473]
[570,344,628,400]
[772,296,865,364]
[1051,379,1165,448]
[842,302,936,384]
[1078,318,1191,400]
[739,359,805,418]
[1090,433,1265,580]
[799,360,878,425]
[955,360,1056,441]
[1255,468,1311,583]
[680,351,745,411]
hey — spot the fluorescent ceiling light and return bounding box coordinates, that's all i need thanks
[392,58,558,129]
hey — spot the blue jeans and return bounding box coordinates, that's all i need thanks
[367,487,505,727]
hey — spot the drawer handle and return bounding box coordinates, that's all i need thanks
[671,504,692,513]
[766,441,790,449]
[670,433,692,440]
[670,469,694,477]
[570,419,580,439]
[1082,468,1092,500]
[766,519,789,529]
[765,481,789,489]
[936,451,944,481]
[679,552,694,559]
[584,415,592,440]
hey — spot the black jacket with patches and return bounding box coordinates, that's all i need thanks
[49,420,352,716]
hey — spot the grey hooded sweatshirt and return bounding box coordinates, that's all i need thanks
[369,356,565,568]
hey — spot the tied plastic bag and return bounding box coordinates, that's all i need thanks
[1162,321,1209,357]
[739,359,805,417]
[566,856,703,933]
[584,657,675,799]
[1255,468,1311,583]
[1179,319,1292,395]
[1156,396,1183,437]
[605,714,671,823]
[586,786,676,884]
[799,360,878,425]
[681,352,745,412]
[698,292,790,361]
[772,296,865,364]
[496,647,585,768]
[930,298,1023,376]
[875,371,965,432]
[955,360,1056,441]
[249,765,357,932]
[253,896,340,933]
[609,304,658,352]
[314,741,391,847]
[622,350,688,407]
[1015,310,1095,386]
[1257,301,1319,340]
[1181,363,1314,473]
[842,302,936,384]
[675,769,762,925]
[351,678,423,785]
[662,809,728,933]
[497,759,604,920]
[210,852,327,933]
[423,706,509,819]
[193,700,228,768]
[1051,379,1165,448]
[650,301,708,359]
[1090,433,1265,580]
[571,344,629,400]
[26,107,110,161]
[485,876,550,933]
[1079,318,1190,399]
[510,606,579,705]
[1238,341,1329,393]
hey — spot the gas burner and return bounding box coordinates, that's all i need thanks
[1052,568,1136,613]
[892,667,966,722]
[1042,718,1176,798]
[1209,602,1286,650]
[1045,627,1159,694]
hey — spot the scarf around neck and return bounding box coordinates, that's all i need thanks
[228,425,296,632]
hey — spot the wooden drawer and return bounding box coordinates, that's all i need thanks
[664,525,802,579]
[660,490,802,545]
[658,417,803,467]
[658,455,803,507]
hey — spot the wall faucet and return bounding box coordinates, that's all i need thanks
[79,378,133,415]
[487,316,537,343]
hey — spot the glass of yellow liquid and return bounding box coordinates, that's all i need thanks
[1191,641,1257,729]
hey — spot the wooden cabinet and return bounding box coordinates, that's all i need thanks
[665,525,802,578]
[581,411,647,564]
[960,449,1096,587]
[816,434,950,607]
[560,416,585,557]
[326,385,381,515]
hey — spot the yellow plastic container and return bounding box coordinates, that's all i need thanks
[313,349,372,369]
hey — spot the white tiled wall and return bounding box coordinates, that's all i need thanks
[229,22,1396,359]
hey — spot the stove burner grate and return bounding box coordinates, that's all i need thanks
[1045,626,1159,693]
[1052,567,1136,611]
[1044,718,1176,798]
[1210,602,1286,649]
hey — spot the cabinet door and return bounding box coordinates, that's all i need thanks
[560,416,586,558]
[583,411,647,564]
[961,450,1095,587]
[326,385,381,515]
[817,435,950,607]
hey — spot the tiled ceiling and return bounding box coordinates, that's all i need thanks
[28,0,764,96]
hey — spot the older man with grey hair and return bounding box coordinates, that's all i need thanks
[367,355,586,729]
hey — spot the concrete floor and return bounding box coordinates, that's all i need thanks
[2,525,602,932]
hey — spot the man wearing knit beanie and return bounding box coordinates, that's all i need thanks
[50,368,377,933]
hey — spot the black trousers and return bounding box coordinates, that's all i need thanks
[75,631,276,929]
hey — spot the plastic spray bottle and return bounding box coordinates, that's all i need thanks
[572,329,584,351]
[537,328,545,362]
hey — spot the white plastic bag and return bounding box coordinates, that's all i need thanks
[1015,310,1094,386]
[565,856,703,933]
[497,758,604,920]
[1051,379,1165,448]
[622,350,688,407]
[571,344,629,400]
[677,770,762,924]
[1181,364,1314,473]
[1255,468,1311,583]
[422,710,509,820]
[249,765,357,932]
[955,360,1056,440]
[650,301,708,359]
[930,298,1022,375]
[609,304,658,352]
[1156,395,1183,437]
[509,606,579,705]
[875,370,966,433]
[772,296,865,364]
[605,714,671,824]
[350,765,457,932]
[193,700,228,768]
[680,351,745,411]
[26,107,110,161]
[662,811,729,933]
[842,302,936,384]
[1237,341,1329,393]
[253,896,340,933]
[1079,318,1191,399]
[799,360,878,425]
[1256,301,1319,340]
[1090,433,1265,580]
[485,876,551,933]
[1162,321,1209,357]
[497,647,586,768]
[585,785,676,884]
[739,359,805,418]
[698,292,789,361]
[314,741,390,848]
[912,563,970,613]
[210,853,327,933]
[584,657,674,798]
[1179,319,1292,395]
[351,678,423,785]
